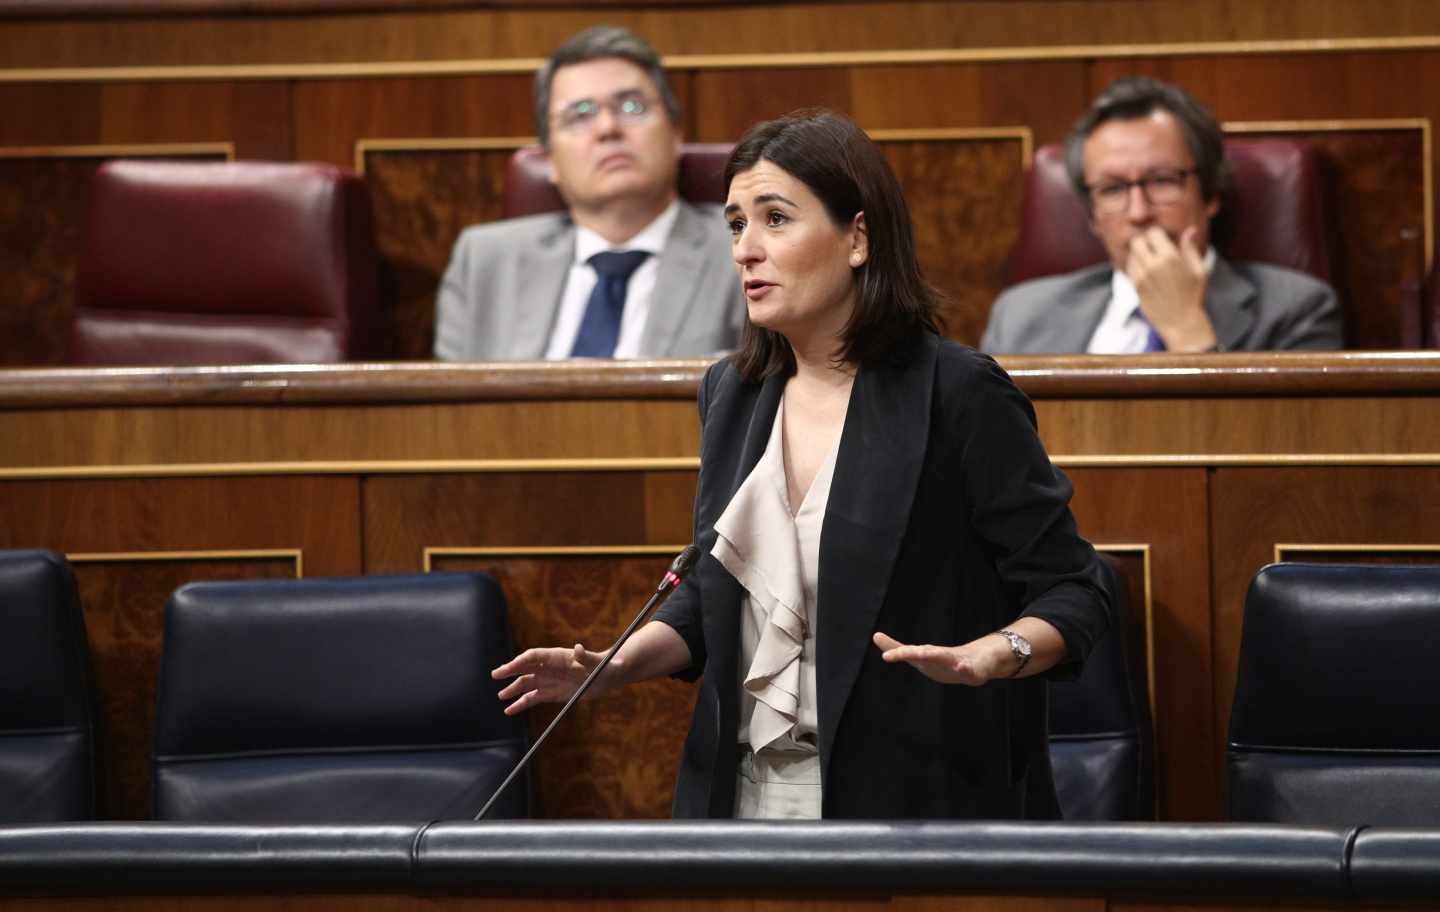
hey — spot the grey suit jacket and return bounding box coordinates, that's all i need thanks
[980,257,1344,354]
[434,200,743,360]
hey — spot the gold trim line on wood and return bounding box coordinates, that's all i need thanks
[66,548,304,578]
[0,458,704,480]
[8,453,1440,480]
[0,142,235,159]
[1273,543,1440,563]
[1223,118,1433,272]
[1095,542,1157,815]
[7,453,1440,481]
[8,35,1440,84]
[1053,454,1440,467]
[354,135,535,174]
[424,544,688,573]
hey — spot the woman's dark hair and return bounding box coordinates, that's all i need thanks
[1064,76,1231,208]
[723,108,941,381]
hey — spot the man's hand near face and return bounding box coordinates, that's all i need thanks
[1126,225,1218,351]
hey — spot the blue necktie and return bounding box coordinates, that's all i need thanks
[1133,305,1167,352]
[570,250,651,357]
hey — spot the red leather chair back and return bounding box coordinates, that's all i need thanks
[70,160,385,365]
[502,144,734,219]
[1007,139,1332,287]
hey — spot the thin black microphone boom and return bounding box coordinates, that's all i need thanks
[474,544,701,820]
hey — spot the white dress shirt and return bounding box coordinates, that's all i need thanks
[543,200,681,359]
[1086,246,1217,353]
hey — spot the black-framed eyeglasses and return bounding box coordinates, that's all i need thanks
[1085,168,1197,215]
[551,90,656,134]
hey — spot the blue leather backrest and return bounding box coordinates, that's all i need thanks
[1229,562,1440,825]
[0,549,95,822]
[153,572,528,822]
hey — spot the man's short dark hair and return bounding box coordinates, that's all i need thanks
[723,109,941,381]
[533,25,682,147]
[1064,76,1231,208]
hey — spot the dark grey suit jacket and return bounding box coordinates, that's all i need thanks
[652,333,1111,819]
[980,258,1343,353]
[434,201,743,360]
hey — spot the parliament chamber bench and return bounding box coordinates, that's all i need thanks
[1,820,1438,908]
[2,354,1440,825]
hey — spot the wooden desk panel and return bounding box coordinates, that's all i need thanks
[2,356,1438,822]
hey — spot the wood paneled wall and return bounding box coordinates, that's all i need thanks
[2,0,1440,363]
[3,48,1436,362]
[4,356,1440,822]
[6,0,1440,66]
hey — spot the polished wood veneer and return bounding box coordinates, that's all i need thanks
[2,355,1438,822]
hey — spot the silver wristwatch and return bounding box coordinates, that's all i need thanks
[995,628,1032,677]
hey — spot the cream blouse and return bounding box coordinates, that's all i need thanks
[710,398,840,754]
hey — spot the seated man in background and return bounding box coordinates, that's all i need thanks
[982,77,1343,354]
[434,26,742,360]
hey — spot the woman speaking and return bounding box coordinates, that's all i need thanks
[493,109,1111,820]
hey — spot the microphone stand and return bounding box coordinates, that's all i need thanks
[474,545,700,821]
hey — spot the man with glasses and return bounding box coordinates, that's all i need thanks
[982,77,1341,353]
[435,26,741,360]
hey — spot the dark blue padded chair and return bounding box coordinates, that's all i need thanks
[1048,558,1154,820]
[1229,562,1440,824]
[0,549,96,822]
[152,572,529,822]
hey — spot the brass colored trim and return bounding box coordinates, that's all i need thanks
[8,36,1440,84]
[0,458,703,479]
[1273,543,1440,564]
[1223,118,1433,271]
[424,544,686,573]
[869,127,1034,168]
[67,547,304,577]
[1052,454,1440,468]
[0,142,235,159]
[8,452,1440,481]
[0,59,548,83]
[1095,542,1158,795]
[354,135,534,175]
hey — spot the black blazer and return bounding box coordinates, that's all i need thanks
[653,332,1110,819]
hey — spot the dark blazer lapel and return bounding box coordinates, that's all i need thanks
[694,367,785,810]
[815,334,936,781]
[1205,256,1257,350]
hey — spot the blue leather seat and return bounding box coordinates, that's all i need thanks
[152,572,529,821]
[1048,558,1154,820]
[1228,562,1440,824]
[0,549,95,822]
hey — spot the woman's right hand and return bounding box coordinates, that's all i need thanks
[492,644,617,716]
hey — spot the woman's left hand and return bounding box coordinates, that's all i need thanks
[872,631,1010,686]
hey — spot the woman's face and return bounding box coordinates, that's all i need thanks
[724,160,868,350]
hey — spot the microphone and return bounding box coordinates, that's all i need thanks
[474,544,701,820]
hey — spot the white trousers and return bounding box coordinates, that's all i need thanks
[734,748,822,819]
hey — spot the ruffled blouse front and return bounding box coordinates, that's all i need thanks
[710,398,839,754]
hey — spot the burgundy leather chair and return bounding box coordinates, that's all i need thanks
[502,143,734,219]
[70,160,385,365]
[1007,139,1332,288]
